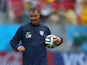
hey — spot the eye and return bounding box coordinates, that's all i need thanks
[30,15,37,17]
[30,15,33,17]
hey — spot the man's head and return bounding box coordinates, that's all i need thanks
[29,7,40,25]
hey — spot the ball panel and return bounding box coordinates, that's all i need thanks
[45,35,58,48]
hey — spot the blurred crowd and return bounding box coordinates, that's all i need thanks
[0,0,86,25]
[0,0,87,51]
[0,0,78,24]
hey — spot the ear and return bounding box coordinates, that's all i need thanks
[39,15,40,18]
[38,14,40,18]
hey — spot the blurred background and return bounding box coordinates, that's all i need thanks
[0,0,87,65]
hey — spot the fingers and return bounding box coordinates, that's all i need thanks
[17,46,25,52]
[53,37,61,44]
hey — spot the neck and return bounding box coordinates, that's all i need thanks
[30,22,40,27]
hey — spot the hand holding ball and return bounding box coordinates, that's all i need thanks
[53,36,62,45]
[45,35,63,48]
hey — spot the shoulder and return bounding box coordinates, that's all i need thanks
[16,23,30,32]
[40,24,49,29]
[40,24,51,34]
[19,23,30,30]
[21,23,29,28]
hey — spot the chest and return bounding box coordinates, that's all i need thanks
[22,26,47,43]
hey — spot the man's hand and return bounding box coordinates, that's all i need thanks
[53,36,63,46]
[17,46,25,52]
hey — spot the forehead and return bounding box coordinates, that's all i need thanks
[29,10,39,15]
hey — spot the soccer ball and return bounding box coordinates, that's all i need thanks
[45,35,58,48]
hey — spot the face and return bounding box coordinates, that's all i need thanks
[29,10,40,25]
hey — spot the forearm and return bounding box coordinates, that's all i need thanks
[10,26,22,51]
[10,40,19,51]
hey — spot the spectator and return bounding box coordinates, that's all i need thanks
[66,8,77,25]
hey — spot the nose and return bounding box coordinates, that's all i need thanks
[31,17,36,19]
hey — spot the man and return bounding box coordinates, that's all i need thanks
[10,7,63,65]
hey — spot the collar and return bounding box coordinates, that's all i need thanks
[29,22,40,27]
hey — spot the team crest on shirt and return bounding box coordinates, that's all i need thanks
[40,31,44,36]
[26,32,32,38]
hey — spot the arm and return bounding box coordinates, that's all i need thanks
[46,26,51,35]
[10,26,22,51]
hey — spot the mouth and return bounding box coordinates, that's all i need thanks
[31,19,40,25]
[31,19,40,24]
[31,19,37,22]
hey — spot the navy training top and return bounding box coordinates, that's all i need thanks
[10,22,51,65]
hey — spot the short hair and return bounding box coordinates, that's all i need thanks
[29,7,40,13]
